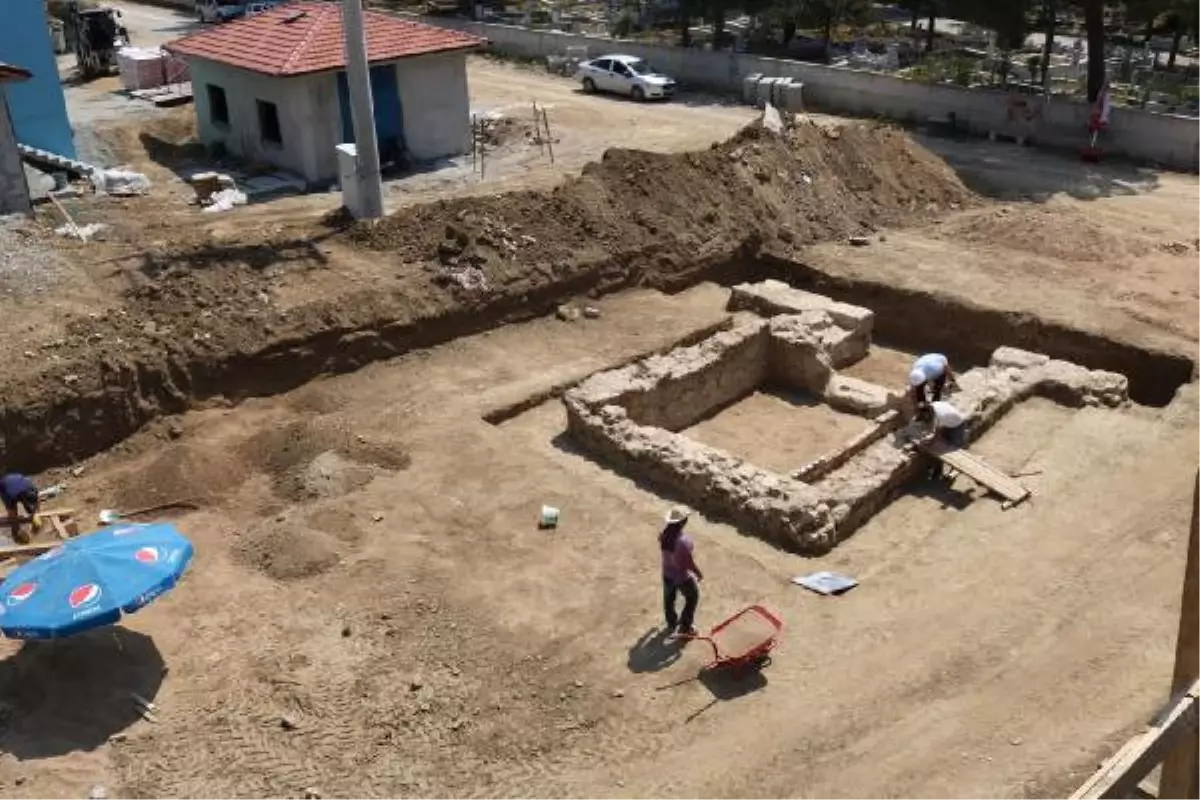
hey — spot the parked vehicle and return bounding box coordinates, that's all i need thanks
[245,0,286,16]
[576,54,676,101]
[65,1,128,79]
[195,0,248,23]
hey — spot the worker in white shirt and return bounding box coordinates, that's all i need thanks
[915,400,968,480]
[908,353,956,407]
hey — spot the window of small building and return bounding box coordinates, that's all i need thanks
[257,100,282,146]
[207,84,229,127]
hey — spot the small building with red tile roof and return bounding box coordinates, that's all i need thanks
[165,2,485,183]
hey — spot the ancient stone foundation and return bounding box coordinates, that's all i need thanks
[564,281,1129,554]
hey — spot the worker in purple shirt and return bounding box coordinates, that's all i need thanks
[660,506,704,637]
[0,473,39,544]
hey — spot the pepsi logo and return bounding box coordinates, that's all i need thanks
[68,583,102,609]
[134,546,159,564]
[7,583,36,605]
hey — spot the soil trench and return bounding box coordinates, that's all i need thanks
[756,254,1196,406]
[6,244,1194,476]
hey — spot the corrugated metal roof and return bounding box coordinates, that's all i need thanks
[165,2,484,77]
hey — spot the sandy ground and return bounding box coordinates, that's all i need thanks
[807,136,1200,358]
[0,4,1192,796]
[0,282,1193,798]
[685,389,872,472]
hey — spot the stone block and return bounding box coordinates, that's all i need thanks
[822,374,898,417]
[730,280,873,337]
[990,346,1049,370]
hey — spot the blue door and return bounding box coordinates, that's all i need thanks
[337,66,404,163]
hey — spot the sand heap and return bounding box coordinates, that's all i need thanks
[349,119,976,294]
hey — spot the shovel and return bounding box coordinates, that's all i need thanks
[98,500,200,526]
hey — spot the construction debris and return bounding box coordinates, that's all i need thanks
[91,168,151,197]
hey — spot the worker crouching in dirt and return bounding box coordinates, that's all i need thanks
[660,506,704,638]
[915,401,969,481]
[0,473,40,545]
[908,353,957,407]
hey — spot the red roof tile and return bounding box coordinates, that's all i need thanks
[165,2,484,77]
[0,61,32,82]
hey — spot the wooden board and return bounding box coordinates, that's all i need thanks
[0,541,62,561]
[1070,680,1199,799]
[921,440,1031,504]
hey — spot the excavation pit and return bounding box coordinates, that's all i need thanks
[683,388,873,474]
[563,280,1132,554]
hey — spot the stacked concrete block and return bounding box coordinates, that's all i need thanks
[117,47,167,91]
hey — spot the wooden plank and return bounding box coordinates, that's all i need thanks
[0,541,62,561]
[50,515,68,540]
[920,440,1030,503]
[1160,472,1199,799]
[1070,680,1200,799]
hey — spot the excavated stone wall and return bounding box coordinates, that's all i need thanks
[564,283,1131,553]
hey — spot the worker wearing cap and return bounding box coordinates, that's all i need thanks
[660,506,703,637]
[0,473,40,545]
[915,400,969,480]
[908,353,956,407]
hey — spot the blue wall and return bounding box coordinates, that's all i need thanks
[0,0,75,157]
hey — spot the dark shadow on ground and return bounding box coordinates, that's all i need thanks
[657,660,771,723]
[627,626,684,673]
[570,86,752,112]
[136,235,334,278]
[908,473,976,511]
[139,132,209,172]
[0,626,165,760]
[913,131,1163,203]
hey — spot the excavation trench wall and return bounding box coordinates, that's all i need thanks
[2,243,755,473]
[3,241,1193,475]
[755,253,1196,407]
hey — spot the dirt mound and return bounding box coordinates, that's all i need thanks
[233,517,341,580]
[928,205,1153,263]
[112,442,247,509]
[92,107,202,177]
[238,420,409,501]
[349,120,976,295]
[297,450,376,500]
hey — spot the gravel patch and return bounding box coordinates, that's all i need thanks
[0,215,69,298]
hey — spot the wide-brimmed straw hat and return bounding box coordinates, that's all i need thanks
[664,506,690,525]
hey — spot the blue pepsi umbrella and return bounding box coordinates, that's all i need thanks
[0,522,193,640]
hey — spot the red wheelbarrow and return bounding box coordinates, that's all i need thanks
[682,604,783,671]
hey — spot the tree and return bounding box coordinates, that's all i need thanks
[677,0,700,46]
[897,0,922,36]
[792,0,871,61]
[1082,0,1105,100]
[1164,0,1199,68]
[1037,0,1057,85]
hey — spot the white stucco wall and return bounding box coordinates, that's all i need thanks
[188,57,328,183]
[185,50,473,183]
[394,52,471,162]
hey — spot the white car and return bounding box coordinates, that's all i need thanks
[576,55,676,101]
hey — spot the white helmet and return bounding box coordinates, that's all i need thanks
[908,369,926,387]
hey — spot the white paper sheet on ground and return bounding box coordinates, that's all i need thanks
[792,570,858,596]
